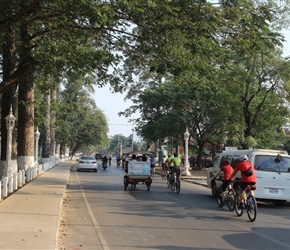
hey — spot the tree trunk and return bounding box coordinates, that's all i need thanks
[17,23,34,170]
[50,89,57,156]
[42,93,51,158]
[0,25,17,177]
[196,140,206,169]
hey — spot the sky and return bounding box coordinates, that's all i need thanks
[94,86,138,139]
[94,28,290,140]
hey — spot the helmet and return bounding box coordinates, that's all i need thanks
[240,154,248,161]
[224,159,231,165]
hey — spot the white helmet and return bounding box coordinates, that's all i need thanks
[240,154,248,161]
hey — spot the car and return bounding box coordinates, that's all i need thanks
[77,155,98,172]
[94,153,102,160]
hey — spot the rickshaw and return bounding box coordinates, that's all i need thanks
[123,161,152,191]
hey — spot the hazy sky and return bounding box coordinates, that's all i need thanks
[94,29,290,139]
[94,86,138,138]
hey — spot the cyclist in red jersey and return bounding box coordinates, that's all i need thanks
[229,154,256,208]
[214,159,234,201]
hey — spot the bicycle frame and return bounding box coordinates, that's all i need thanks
[234,184,257,222]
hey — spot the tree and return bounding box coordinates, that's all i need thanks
[217,0,290,148]
[56,72,108,157]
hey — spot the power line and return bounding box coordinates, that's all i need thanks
[108,124,133,126]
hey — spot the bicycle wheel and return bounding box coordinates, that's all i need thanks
[171,180,175,191]
[167,175,171,188]
[171,175,175,191]
[216,187,224,208]
[234,194,243,217]
[247,195,257,222]
[176,178,180,193]
[227,189,235,211]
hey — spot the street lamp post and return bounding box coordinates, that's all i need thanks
[120,138,123,156]
[5,106,16,177]
[182,127,191,176]
[34,127,40,164]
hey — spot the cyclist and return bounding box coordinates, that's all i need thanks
[214,159,233,201]
[121,153,126,168]
[168,153,182,181]
[161,155,167,177]
[229,154,256,208]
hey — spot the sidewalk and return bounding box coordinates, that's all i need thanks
[155,166,208,187]
[0,160,72,250]
[0,162,207,250]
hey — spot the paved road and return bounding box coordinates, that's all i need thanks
[59,161,290,250]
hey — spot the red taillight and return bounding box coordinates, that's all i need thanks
[92,161,97,164]
[247,185,256,190]
[79,161,85,163]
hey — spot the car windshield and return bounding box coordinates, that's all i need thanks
[254,155,290,173]
[80,156,95,161]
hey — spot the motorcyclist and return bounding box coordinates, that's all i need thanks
[125,154,130,173]
[108,155,112,166]
[116,155,121,166]
[102,154,108,168]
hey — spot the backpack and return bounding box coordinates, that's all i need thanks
[243,166,253,177]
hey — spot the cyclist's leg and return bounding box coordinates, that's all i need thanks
[239,182,247,206]
[221,181,228,201]
[249,182,256,196]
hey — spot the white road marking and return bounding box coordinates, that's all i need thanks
[76,173,110,250]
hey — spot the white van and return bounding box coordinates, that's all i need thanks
[207,149,290,205]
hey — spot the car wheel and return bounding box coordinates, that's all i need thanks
[77,168,80,172]
[94,169,97,172]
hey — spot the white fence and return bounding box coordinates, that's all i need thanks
[0,158,64,201]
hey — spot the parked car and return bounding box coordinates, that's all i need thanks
[77,155,98,172]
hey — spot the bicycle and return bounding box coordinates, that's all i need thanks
[215,177,235,211]
[161,164,168,180]
[170,168,181,194]
[234,183,257,222]
[166,168,171,188]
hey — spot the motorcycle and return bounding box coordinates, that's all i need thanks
[102,161,108,170]
[125,160,129,173]
[117,159,121,167]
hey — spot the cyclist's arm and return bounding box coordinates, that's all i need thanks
[214,170,222,179]
[229,169,238,181]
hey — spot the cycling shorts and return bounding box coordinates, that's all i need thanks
[221,180,232,192]
[170,166,181,174]
[240,182,256,190]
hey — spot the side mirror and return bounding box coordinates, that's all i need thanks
[275,154,283,163]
